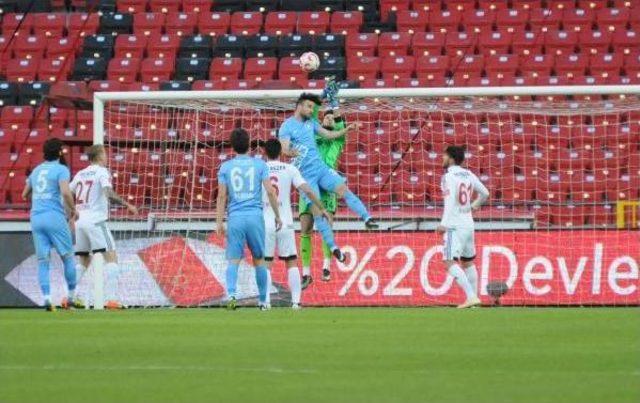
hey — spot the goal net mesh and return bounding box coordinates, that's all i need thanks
[86,91,640,307]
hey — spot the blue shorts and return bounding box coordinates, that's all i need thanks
[300,165,345,206]
[226,214,265,260]
[30,213,73,261]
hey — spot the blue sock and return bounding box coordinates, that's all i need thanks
[62,255,76,295]
[344,190,371,222]
[38,259,50,300]
[255,266,268,305]
[314,215,337,251]
[226,262,239,299]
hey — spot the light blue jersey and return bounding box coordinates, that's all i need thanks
[28,160,70,217]
[278,116,324,176]
[217,155,269,217]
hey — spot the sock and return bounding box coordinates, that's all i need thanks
[343,190,371,222]
[314,215,337,251]
[226,262,239,299]
[62,255,76,298]
[76,263,87,287]
[448,263,475,300]
[265,269,272,306]
[105,262,119,302]
[38,259,51,304]
[464,264,478,297]
[288,266,301,305]
[300,233,312,273]
[255,265,268,305]
[322,241,332,269]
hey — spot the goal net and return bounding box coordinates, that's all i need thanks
[81,86,639,308]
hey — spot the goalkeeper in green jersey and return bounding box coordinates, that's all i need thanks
[298,104,346,288]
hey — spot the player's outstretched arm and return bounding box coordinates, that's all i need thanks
[470,175,490,210]
[105,187,138,215]
[263,179,282,231]
[317,123,355,140]
[279,139,299,158]
[216,183,227,236]
[299,184,330,220]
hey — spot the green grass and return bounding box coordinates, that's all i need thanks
[1,308,638,403]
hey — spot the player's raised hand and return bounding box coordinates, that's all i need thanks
[345,123,356,132]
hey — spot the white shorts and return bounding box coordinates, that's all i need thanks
[75,220,115,255]
[442,227,475,261]
[264,223,297,261]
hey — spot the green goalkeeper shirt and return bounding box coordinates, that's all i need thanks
[312,105,346,170]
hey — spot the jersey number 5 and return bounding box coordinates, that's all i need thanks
[75,180,94,204]
[458,183,472,205]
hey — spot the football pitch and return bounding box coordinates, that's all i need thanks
[1,308,638,403]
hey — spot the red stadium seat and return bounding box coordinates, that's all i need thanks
[33,13,65,38]
[511,28,544,56]
[380,56,415,80]
[612,29,640,55]
[165,12,198,37]
[278,57,308,84]
[140,58,175,83]
[428,9,461,33]
[411,32,445,56]
[395,170,429,204]
[555,53,588,79]
[530,8,562,32]
[209,57,243,81]
[415,55,449,78]
[298,12,330,35]
[133,13,166,37]
[478,0,508,10]
[147,33,180,58]
[410,0,441,12]
[579,29,613,55]
[380,0,410,22]
[244,57,278,82]
[149,0,181,13]
[596,7,630,32]
[230,12,264,36]
[118,0,148,13]
[330,11,363,35]
[115,34,148,59]
[462,8,495,33]
[37,58,72,82]
[88,80,124,92]
[396,10,428,33]
[477,29,511,56]
[450,55,484,76]
[198,12,231,36]
[521,54,554,79]
[347,56,380,81]
[361,78,397,88]
[183,0,213,12]
[2,13,34,36]
[545,29,579,56]
[6,58,39,83]
[68,13,100,38]
[590,52,624,78]
[550,0,577,10]
[13,34,47,59]
[495,8,528,33]
[563,8,596,32]
[445,31,477,56]
[346,33,378,58]
[223,79,258,90]
[108,58,141,83]
[1,106,33,131]
[46,37,78,62]
[378,32,411,57]
[485,54,518,78]
[264,11,296,36]
[191,80,225,90]
[446,0,475,11]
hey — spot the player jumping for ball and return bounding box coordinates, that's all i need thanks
[261,138,331,309]
[70,145,139,310]
[278,92,379,266]
[438,146,489,309]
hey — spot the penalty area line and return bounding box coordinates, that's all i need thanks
[0,364,318,374]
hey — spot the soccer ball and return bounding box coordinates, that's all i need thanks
[299,52,320,72]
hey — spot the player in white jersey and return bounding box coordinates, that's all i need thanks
[70,145,138,309]
[437,146,490,309]
[262,139,330,309]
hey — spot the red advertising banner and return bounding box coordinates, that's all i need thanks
[265,231,640,306]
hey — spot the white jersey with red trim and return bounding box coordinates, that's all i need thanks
[440,165,489,229]
[262,160,306,227]
[70,164,112,223]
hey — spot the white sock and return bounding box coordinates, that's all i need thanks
[265,269,272,306]
[288,266,302,305]
[75,264,86,291]
[464,265,478,297]
[448,263,475,300]
[105,262,119,302]
[302,266,311,276]
[322,258,331,270]
[68,289,75,300]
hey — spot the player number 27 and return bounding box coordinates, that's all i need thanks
[230,167,255,192]
[75,180,94,204]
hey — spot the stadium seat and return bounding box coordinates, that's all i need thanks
[1,106,33,131]
[411,31,445,56]
[82,35,115,60]
[415,55,449,78]
[245,35,278,58]
[115,34,147,59]
[264,11,297,36]
[179,35,213,58]
[278,34,313,57]
[278,57,308,83]
[18,82,50,106]
[361,78,396,88]
[100,12,134,36]
[165,12,198,37]
[88,80,124,92]
[209,57,243,81]
[68,13,100,38]
[117,0,147,13]
[545,29,579,55]
[530,8,562,32]
[314,33,345,58]
[495,8,528,33]
[230,12,263,36]
[244,57,278,82]
[13,34,47,60]
[147,33,180,58]
[214,34,247,58]
[133,12,166,37]
[445,31,477,56]
[511,28,544,56]
[298,11,331,35]
[462,8,495,33]
[596,7,630,32]
[37,58,72,83]
[148,0,181,13]
[346,32,378,57]
[175,57,211,82]
[428,9,461,33]
[379,0,409,22]
[555,53,588,79]
[378,32,411,57]
[396,9,428,33]
[477,30,511,56]
[6,58,39,83]
[590,52,624,78]
[347,56,380,81]
[72,57,108,81]
[184,0,213,12]
[198,12,231,36]
[33,13,65,38]
[140,57,175,82]
[314,0,346,13]
[579,29,613,54]
[563,8,596,32]
[330,11,363,34]
[521,54,554,79]
[2,13,34,36]
[212,0,245,12]
[107,57,140,83]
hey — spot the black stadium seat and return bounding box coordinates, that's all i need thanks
[174,58,211,82]
[213,34,246,58]
[213,0,245,13]
[160,81,192,91]
[314,0,346,13]
[315,33,345,58]
[100,12,134,35]
[245,34,278,58]
[278,34,313,57]
[82,34,115,60]
[18,82,51,106]
[179,35,214,59]
[0,82,19,107]
[246,0,279,13]
[72,57,108,81]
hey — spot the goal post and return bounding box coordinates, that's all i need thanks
[85,85,640,308]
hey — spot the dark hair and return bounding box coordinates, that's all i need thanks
[263,138,282,160]
[296,92,322,106]
[324,109,334,116]
[230,128,250,154]
[88,144,105,162]
[43,138,64,162]
[445,145,465,165]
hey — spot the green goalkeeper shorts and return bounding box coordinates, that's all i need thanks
[299,191,337,216]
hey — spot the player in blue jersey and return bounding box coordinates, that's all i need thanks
[22,138,81,311]
[278,93,379,263]
[216,128,282,310]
